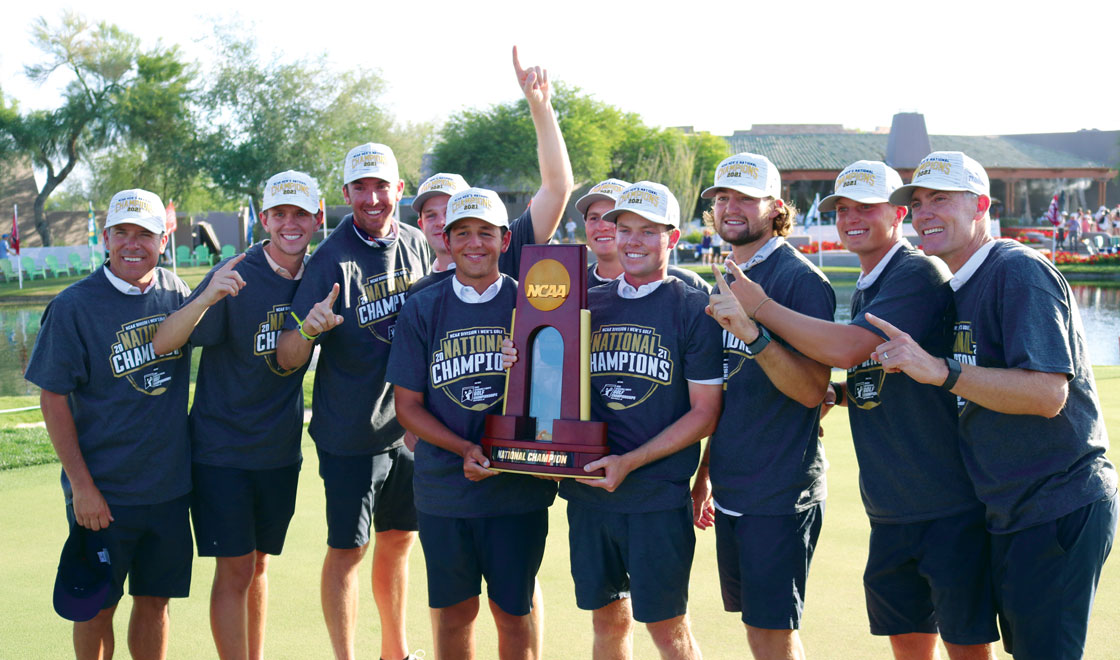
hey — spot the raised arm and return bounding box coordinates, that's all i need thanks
[277,283,343,370]
[152,254,246,356]
[865,313,1068,417]
[513,45,573,244]
[708,263,829,407]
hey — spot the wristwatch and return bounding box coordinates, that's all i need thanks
[941,357,962,390]
[745,325,771,357]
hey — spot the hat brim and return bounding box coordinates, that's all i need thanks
[103,217,165,235]
[412,190,452,214]
[701,184,771,200]
[818,192,894,213]
[261,199,320,215]
[601,207,678,228]
[53,526,114,622]
[444,216,509,232]
[888,182,979,207]
[575,192,617,216]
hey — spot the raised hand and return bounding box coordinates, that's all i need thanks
[302,283,345,337]
[512,45,550,107]
[706,263,759,342]
[200,252,247,305]
[865,313,946,385]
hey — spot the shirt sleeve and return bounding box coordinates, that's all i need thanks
[386,294,429,393]
[25,294,89,395]
[995,262,1075,377]
[683,294,724,383]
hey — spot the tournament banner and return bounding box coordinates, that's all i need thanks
[482,244,608,477]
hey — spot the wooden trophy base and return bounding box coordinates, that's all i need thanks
[482,416,608,478]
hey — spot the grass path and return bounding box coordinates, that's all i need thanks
[2,368,1119,658]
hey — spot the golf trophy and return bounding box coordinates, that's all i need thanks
[481,244,608,478]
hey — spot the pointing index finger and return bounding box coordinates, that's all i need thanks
[512,45,523,76]
[220,252,247,271]
[864,312,903,339]
[710,264,732,295]
[323,282,340,306]
[723,258,748,283]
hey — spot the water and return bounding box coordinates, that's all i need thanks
[3,283,1119,398]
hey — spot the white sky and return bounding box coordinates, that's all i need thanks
[2,0,1118,139]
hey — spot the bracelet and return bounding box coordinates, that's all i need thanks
[831,382,846,406]
[749,297,773,320]
[941,357,962,391]
[289,311,319,342]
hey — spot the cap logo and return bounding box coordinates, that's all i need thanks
[523,259,570,312]
[717,162,760,181]
[351,152,388,170]
[451,194,493,213]
[112,197,156,215]
[591,182,625,195]
[270,180,311,197]
[838,169,875,188]
[624,188,662,209]
[915,158,952,179]
[420,176,456,193]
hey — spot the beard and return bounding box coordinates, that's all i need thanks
[717,217,770,247]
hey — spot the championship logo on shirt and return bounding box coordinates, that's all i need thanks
[952,320,977,415]
[356,268,415,344]
[109,314,181,395]
[430,326,508,411]
[847,357,885,410]
[254,303,299,376]
[590,323,672,410]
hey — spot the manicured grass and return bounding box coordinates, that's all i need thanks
[1,369,1118,658]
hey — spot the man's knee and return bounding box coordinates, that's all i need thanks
[324,543,368,570]
[593,600,633,641]
[435,598,480,631]
[374,528,416,555]
[252,551,270,579]
[215,553,258,592]
[646,614,693,651]
[746,625,799,659]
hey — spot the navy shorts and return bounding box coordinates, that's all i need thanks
[714,502,824,630]
[317,445,418,549]
[416,509,548,616]
[65,494,192,607]
[864,507,998,644]
[191,462,300,557]
[567,502,695,624]
[991,493,1118,659]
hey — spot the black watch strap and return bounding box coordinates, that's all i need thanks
[745,325,771,356]
[941,357,962,391]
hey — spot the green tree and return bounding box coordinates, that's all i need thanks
[199,25,434,209]
[0,12,144,245]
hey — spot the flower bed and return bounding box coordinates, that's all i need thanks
[796,241,844,254]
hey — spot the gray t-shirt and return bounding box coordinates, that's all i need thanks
[560,279,723,513]
[387,274,557,517]
[587,263,711,294]
[847,245,979,523]
[709,242,835,515]
[284,216,432,455]
[25,267,192,505]
[186,244,309,469]
[952,239,1116,533]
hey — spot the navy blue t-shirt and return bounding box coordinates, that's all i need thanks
[951,240,1116,533]
[559,278,723,513]
[284,216,432,455]
[25,267,192,505]
[846,245,979,523]
[587,263,711,293]
[709,241,835,515]
[186,243,310,469]
[387,274,557,518]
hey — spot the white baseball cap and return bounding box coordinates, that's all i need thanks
[575,178,631,216]
[889,151,990,206]
[343,143,399,185]
[445,188,509,230]
[412,173,469,213]
[701,153,781,199]
[603,181,680,229]
[105,189,166,235]
[262,170,320,214]
[819,161,904,212]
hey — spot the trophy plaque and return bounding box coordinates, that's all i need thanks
[481,244,608,478]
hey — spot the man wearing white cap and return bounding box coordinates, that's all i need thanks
[152,170,323,660]
[277,144,431,660]
[719,160,997,658]
[410,47,573,288]
[873,151,1117,659]
[556,181,723,659]
[576,178,709,292]
[389,187,557,659]
[690,153,834,660]
[27,188,193,660]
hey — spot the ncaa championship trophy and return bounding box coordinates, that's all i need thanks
[481,244,608,477]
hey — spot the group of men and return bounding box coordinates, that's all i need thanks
[26,45,1117,660]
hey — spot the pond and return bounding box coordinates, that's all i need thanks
[3,282,1119,397]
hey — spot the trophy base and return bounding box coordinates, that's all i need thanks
[482,415,608,478]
